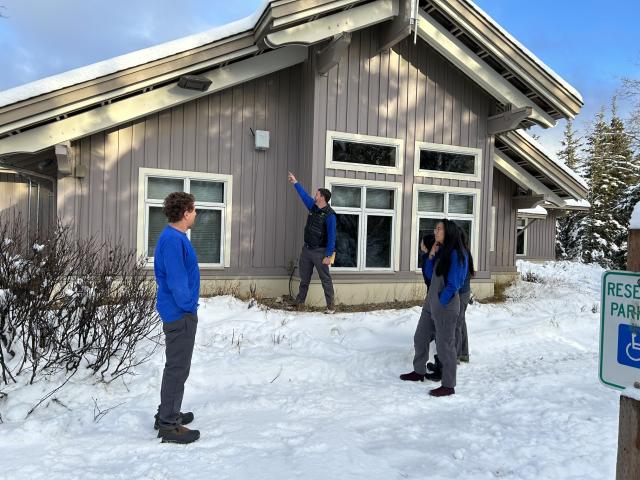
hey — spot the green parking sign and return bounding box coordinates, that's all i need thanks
[599,270,640,390]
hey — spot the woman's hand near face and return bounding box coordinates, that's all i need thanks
[429,242,440,257]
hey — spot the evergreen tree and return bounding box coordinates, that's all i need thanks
[555,119,584,259]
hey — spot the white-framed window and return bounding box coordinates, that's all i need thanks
[325,176,403,272]
[410,184,481,271]
[414,141,482,182]
[137,168,233,268]
[516,217,527,256]
[325,131,404,175]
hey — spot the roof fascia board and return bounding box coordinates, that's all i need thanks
[0,34,256,128]
[265,0,396,47]
[499,132,588,200]
[0,46,260,137]
[0,46,308,156]
[272,0,362,28]
[494,149,564,206]
[429,0,581,118]
[270,0,348,18]
[416,10,555,128]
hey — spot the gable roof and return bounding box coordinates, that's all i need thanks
[0,0,582,155]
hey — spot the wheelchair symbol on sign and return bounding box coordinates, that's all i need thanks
[617,324,640,369]
[626,332,640,362]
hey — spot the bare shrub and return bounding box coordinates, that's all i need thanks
[0,216,160,387]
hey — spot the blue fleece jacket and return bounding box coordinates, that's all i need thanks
[420,252,431,288]
[154,225,200,322]
[424,249,468,306]
[294,182,336,258]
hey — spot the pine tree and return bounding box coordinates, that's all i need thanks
[555,119,584,259]
[581,100,637,268]
[581,108,617,267]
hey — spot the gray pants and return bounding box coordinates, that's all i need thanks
[157,313,197,429]
[296,245,335,307]
[456,291,471,358]
[413,297,459,388]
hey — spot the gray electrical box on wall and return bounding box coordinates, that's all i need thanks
[255,130,270,150]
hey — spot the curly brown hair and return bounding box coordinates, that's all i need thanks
[163,192,195,223]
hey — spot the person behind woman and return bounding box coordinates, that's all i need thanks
[420,233,436,289]
[400,219,468,397]
[456,228,475,363]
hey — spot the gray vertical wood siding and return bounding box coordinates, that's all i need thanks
[59,65,307,276]
[519,210,559,261]
[306,30,493,274]
[0,173,54,239]
[490,169,518,272]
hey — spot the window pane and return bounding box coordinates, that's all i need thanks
[334,214,359,268]
[419,150,475,174]
[417,217,439,268]
[191,180,224,203]
[148,177,184,200]
[366,216,392,268]
[516,227,525,255]
[191,209,222,264]
[366,188,394,210]
[333,140,396,167]
[517,218,526,228]
[332,186,361,208]
[148,207,166,256]
[452,219,472,246]
[449,194,474,215]
[418,192,444,213]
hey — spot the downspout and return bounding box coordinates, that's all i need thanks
[27,179,32,240]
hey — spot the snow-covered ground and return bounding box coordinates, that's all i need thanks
[0,261,619,479]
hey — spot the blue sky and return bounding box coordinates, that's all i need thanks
[0,0,638,155]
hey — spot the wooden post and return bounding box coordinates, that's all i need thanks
[616,222,640,479]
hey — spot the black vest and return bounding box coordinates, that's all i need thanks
[304,205,335,249]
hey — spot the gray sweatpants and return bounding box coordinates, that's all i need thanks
[413,300,459,387]
[157,313,198,429]
[455,291,471,358]
[296,245,335,307]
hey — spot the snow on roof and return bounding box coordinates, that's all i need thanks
[463,0,583,103]
[563,199,590,209]
[516,129,589,191]
[517,206,547,217]
[0,1,272,109]
[631,202,640,230]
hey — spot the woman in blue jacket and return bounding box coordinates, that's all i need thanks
[400,219,468,397]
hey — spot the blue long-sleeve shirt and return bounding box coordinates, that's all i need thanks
[154,225,200,322]
[294,182,336,257]
[424,249,468,305]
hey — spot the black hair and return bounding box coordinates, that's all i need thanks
[459,227,475,277]
[318,188,332,203]
[434,218,466,281]
[422,233,435,252]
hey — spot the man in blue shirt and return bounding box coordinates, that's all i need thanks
[153,192,200,444]
[288,172,336,314]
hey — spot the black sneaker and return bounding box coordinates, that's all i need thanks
[157,425,200,444]
[427,354,443,374]
[154,411,194,430]
[424,371,442,382]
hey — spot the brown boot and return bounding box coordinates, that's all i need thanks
[429,386,455,397]
[399,371,425,382]
[157,425,200,444]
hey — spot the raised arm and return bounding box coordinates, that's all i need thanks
[288,171,314,210]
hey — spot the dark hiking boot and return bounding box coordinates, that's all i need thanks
[399,371,425,382]
[426,354,443,374]
[458,355,470,363]
[154,411,194,430]
[157,425,200,444]
[429,386,455,397]
[424,370,442,382]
